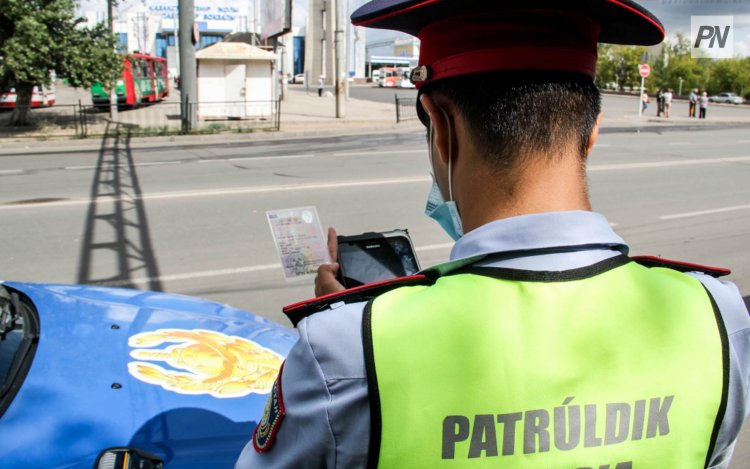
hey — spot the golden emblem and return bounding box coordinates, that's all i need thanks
[128,329,283,398]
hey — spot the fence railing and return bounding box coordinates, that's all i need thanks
[395,94,418,123]
[0,99,281,139]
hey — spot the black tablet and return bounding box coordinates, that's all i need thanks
[337,229,420,288]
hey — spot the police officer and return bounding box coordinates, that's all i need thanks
[236,1,750,467]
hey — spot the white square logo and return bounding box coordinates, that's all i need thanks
[692,16,734,59]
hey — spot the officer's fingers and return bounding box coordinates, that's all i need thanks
[315,262,344,297]
[327,227,338,262]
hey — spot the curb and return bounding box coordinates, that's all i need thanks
[0,121,425,155]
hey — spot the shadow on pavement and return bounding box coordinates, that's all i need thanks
[76,121,163,291]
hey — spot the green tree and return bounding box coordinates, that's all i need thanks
[0,0,122,126]
[706,58,750,98]
[595,45,647,92]
[653,34,709,96]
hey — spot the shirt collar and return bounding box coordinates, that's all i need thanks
[450,210,628,262]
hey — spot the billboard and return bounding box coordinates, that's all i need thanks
[260,0,292,40]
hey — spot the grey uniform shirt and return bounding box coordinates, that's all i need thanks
[237,211,750,468]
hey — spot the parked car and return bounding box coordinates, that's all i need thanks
[0,281,297,468]
[709,92,744,104]
[293,73,305,84]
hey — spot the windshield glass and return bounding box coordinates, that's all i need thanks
[0,286,39,416]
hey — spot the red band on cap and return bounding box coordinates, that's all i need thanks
[606,0,665,38]
[416,10,601,87]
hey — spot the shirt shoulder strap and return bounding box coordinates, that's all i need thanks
[283,274,436,327]
[632,255,731,278]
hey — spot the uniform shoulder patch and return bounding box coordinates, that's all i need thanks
[632,255,731,278]
[283,274,434,327]
[253,362,286,453]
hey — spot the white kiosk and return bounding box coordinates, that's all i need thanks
[196,42,277,119]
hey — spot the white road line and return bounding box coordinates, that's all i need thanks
[65,161,181,170]
[332,149,426,157]
[97,243,455,287]
[0,169,23,175]
[588,156,750,171]
[0,175,432,210]
[64,165,99,170]
[660,204,750,220]
[198,154,315,163]
[737,140,750,144]
[415,243,454,252]
[228,154,315,162]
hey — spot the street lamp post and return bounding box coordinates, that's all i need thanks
[678,77,684,97]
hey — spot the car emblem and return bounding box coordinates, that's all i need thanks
[128,328,283,398]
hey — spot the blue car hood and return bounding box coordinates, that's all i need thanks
[0,282,298,468]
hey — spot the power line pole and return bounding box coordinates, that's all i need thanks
[178,0,197,130]
[334,0,345,118]
[107,0,118,121]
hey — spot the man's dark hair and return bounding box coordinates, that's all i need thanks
[422,71,601,170]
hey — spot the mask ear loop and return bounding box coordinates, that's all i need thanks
[428,119,435,178]
[440,108,455,202]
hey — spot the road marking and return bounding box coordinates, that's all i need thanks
[65,161,182,170]
[588,156,750,172]
[96,243,455,287]
[0,175,433,210]
[0,169,23,175]
[737,140,750,144]
[228,154,315,162]
[199,154,316,163]
[332,149,426,157]
[415,243,454,252]
[660,204,750,220]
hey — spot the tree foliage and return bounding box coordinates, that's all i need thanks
[597,34,750,100]
[595,44,648,92]
[0,0,122,125]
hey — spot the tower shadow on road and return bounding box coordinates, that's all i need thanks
[76,121,163,291]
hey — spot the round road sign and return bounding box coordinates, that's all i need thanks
[639,63,651,78]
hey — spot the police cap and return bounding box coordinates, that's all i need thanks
[351,0,664,88]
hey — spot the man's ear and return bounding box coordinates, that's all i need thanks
[585,112,603,157]
[419,93,453,166]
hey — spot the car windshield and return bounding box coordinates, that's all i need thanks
[0,286,39,415]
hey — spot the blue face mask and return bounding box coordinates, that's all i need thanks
[424,115,464,240]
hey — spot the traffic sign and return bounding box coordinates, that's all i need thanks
[638,63,651,78]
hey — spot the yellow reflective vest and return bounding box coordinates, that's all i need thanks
[363,256,728,468]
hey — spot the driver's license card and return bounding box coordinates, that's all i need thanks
[266,206,331,280]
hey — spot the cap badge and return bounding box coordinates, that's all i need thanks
[410,65,430,83]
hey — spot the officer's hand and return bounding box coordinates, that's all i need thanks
[315,227,345,297]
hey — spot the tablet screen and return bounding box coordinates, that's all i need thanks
[338,235,419,288]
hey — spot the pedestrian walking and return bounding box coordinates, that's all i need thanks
[317,76,324,97]
[663,88,673,118]
[657,88,665,117]
[641,90,649,113]
[689,88,698,117]
[700,91,709,119]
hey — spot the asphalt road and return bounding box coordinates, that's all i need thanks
[1,123,750,465]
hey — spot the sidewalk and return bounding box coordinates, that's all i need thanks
[1,86,749,153]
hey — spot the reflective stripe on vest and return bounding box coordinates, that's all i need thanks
[363,256,728,468]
